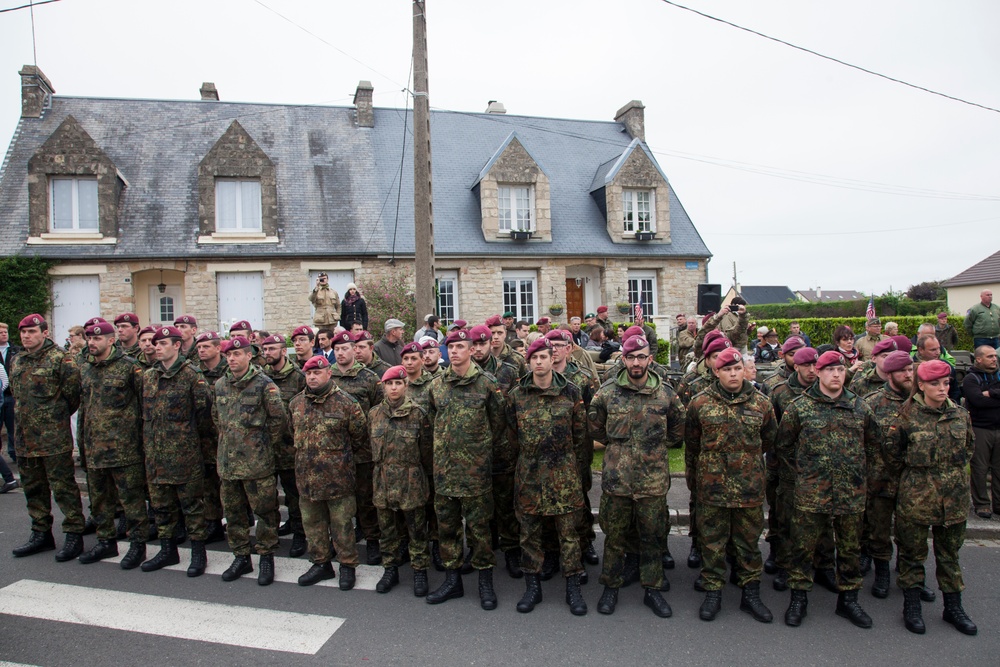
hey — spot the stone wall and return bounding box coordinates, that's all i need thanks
[478,137,551,242]
[604,147,670,243]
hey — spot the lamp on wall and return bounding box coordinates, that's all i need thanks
[157,270,166,294]
[575,277,582,288]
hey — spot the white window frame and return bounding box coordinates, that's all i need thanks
[49,176,99,232]
[435,270,459,324]
[217,271,264,332]
[497,184,535,233]
[627,270,657,319]
[622,189,655,234]
[215,178,262,232]
[502,270,538,322]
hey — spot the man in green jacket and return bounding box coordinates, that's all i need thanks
[965,289,1000,349]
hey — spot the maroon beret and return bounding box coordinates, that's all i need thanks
[445,329,472,345]
[331,331,354,346]
[622,325,645,341]
[114,312,140,326]
[781,336,805,354]
[381,365,407,382]
[622,336,650,355]
[484,315,503,328]
[883,351,913,374]
[195,331,220,343]
[138,325,157,338]
[703,337,732,357]
[937,312,949,319]
[917,359,951,382]
[418,337,439,350]
[229,320,252,333]
[84,317,108,327]
[401,342,422,356]
[597,306,608,314]
[302,355,330,371]
[152,326,182,342]
[260,334,286,346]
[225,336,251,351]
[85,322,115,336]
[702,330,725,348]
[174,315,197,326]
[291,325,313,339]
[792,347,819,365]
[872,339,898,357]
[468,325,492,342]
[448,319,468,331]
[525,337,553,361]
[815,350,846,370]
[544,329,571,342]
[715,348,744,369]
[18,314,46,330]
[535,317,551,326]
[892,335,913,353]
[353,330,374,343]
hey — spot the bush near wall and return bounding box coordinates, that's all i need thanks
[758,316,973,351]
[747,298,946,320]
[0,255,54,346]
[358,271,418,341]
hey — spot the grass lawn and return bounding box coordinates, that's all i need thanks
[592,445,686,473]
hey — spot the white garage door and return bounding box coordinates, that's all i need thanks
[51,275,101,346]
[308,270,354,320]
[217,272,264,332]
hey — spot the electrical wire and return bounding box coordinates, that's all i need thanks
[0,0,62,14]
[712,214,1000,237]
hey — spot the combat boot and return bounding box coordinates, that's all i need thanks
[203,519,226,545]
[339,565,356,591]
[413,569,429,597]
[82,516,97,536]
[902,588,925,635]
[366,539,381,566]
[621,552,639,587]
[478,568,498,610]
[859,551,872,576]
[814,567,838,594]
[298,562,335,586]
[662,547,675,570]
[459,550,474,575]
[871,559,890,598]
[55,533,84,562]
[258,554,275,586]
[693,574,707,592]
[120,542,146,570]
[582,542,599,566]
[836,590,873,629]
[289,532,307,558]
[579,567,588,585]
[687,545,702,568]
[784,590,808,627]
[431,540,445,572]
[566,574,587,616]
[740,581,774,623]
[141,539,180,572]
[539,551,559,581]
[942,592,977,636]
[398,539,411,565]
[173,521,188,546]
[516,573,542,613]
[426,570,464,604]
[187,540,207,577]
[597,586,618,615]
[919,585,936,602]
[115,513,128,540]
[278,520,293,536]
[376,566,399,594]
[79,539,118,564]
[699,590,722,621]
[12,530,56,557]
[643,589,672,618]
[505,548,524,579]
[773,568,789,592]
[220,555,253,581]
[764,542,778,575]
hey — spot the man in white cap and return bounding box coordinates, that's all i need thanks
[374,319,406,366]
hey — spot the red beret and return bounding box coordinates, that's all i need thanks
[229,320,252,332]
[84,317,108,327]
[781,337,805,354]
[484,315,503,328]
[291,325,313,339]
[381,365,407,382]
[622,325,644,341]
[225,336,251,351]
[535,317,551,326]
[448,319,468,331]
[883,351,913,374]
[938,312,949,318]
[792,347,819,365]
[331,331,354,346]
[703,337,732,357]
[353,330,374,343]
[525,337,553,361]
[703,330,725,348]
[622,336,650,355]
[445,329,472,345]
[468,325,491,342]
[138,325,157,338]
[114,313,140,326]
[174,315,197,326]
[544,329,571,342]
[302,355,330,371]
[260,334,286,346]
[815,350,845,370]
[597,306,608,314]
[418,337,439,350]
[917,359,951,382]
[892,336,913,353]
[715,348,744,369]
[195,331,220,343]
[85,322,115,336]
[401,342,422,356]
[152,326,182,342]
[18,314,46,330]
[871,339,898,356]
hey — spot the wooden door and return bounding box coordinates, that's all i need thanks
[565,279,584,320]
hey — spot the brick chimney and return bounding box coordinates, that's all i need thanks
[614,100,645,142]
[19,65,54,118]
[199,82,219,101]
[354,80,374,128]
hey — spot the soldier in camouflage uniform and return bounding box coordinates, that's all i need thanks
[195,331,227,543]
[76,322,148,569]
[508,338,588,615]
[761,336,805,396]
[686,348,777,622]
[370,366,433,596]
[136,326,158,369]
[261,334,307,558]
[420,336,444,377]
[776,351,880,629]
[290,355,367,590]
[355,329,392,378]
[589,335,684,618]
[849,337,900,400]
[173,315,199,362]
[229,320,265,367]
[9,314,86,561]
[487,314,527,379]
[403,341,441,568]
[114,312,142,359]
[883,359,978,636]
[425,329,508,610]
[212,336,287,586]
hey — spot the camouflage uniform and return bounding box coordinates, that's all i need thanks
[369,396,433,570]
[589,368,684,590]
[496,342,527,379]
[675,359,712,552]
[883,396,974,592]
[121,341,142,359]
[10,338,84,534]
[427,363,507,570]
[264,359,306,538]
[762,364,792,395]
[78,347,147,544]
[562,361,598,547]
[508,372,587,576]
[213,365,286,557]
[407,369,439,541]
[601,357,670,385]
[847,363,885,399]
[366,354,392,379]
[862,383,908,561]
[776,383,880,592]
[477,353,520,556]
[199,357,228,523]
[142,357,213,542]
[289,380,367,567]
[686,379,777,590]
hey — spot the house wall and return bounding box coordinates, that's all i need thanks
[947,283,1000,316]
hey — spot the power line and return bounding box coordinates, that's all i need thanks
[658,0,1000,115]
[0,0,62,14]
[715,214,1000,238]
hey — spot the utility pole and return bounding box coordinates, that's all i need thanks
[732,261,738,294]
[412,1,436,320]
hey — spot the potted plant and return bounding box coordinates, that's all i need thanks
[548,304,564,317]
[510,229,532,241]
[616,302,631,315]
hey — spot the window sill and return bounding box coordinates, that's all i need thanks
[198,232,278,245]
[28,233,117,245]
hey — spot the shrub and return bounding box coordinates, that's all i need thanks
[757,316,973,351]
[0,255,54,346]
[358,271,417,341]
[747,298,946,320]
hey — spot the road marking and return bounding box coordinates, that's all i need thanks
[0,579,344,655]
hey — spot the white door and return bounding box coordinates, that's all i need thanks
[308,270,354,319]
[148,285,184,327]
[217,272,264,333]
[51,276,101,346]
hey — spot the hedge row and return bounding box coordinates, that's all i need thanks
[747,298,946,320]
[755,316,974,351]
[0,255,54,345]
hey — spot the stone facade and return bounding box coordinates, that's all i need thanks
[604,147,670,244]
[19,66,53,119]
[477,137,552,242]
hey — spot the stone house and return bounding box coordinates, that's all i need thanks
[0,66,711,344]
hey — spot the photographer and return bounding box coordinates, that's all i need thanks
[308,272,341,328]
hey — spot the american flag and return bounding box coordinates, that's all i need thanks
[865,296,876,320]
[634,303,643,320]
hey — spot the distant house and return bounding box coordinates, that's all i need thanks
[795,289,865,303]
[722,285,796,307]
[944,249,1000,314]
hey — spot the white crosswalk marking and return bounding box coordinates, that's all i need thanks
[0,580,344,655]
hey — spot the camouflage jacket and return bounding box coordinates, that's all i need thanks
[136,355,158,370]
[212,365,286,481]
[263,359,306,470]
[685,380,777,508]
[589,368,685,499]
[675,358,712,406]
[601,357,670,385]
[330,361,383,463]
[366,354,392,379]
[496,343,527,378]
[863,383,909,497]
[883,395,974,526]
[477,354,519,397]
[562,361,597,408]
[775,383,879,515]
[770,373,809,424]
[10,338,82,457]
[405,369,436,413]
[142,357,213,484]
[847,363,885,399]
[508,372,586,516]
[475,355,519,472]
[427,363,507,497]
[289,380,367,501]
[78,346,144,469]
[762,364,792,394]
[121,341,142,359]
[369,396,433,511]
[198,357,228,462]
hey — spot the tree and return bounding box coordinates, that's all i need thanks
[906,281,946,302]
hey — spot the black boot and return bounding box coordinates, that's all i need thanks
[289,533,307,558]
[187,540,207,577]
[12,530,56,557]
[902,588,925,634]
[836,590,873,629]
[643,588,672,618]
[540,551,560,581]
[376,566,400,594]
[579,567,588,585]
[867,558,889,598]
[141,539,180,572]
[740,581,774,623]
[693,574,706,592]
[82,516,97,536]
[516,573,542,613]
[662,548,675,570]
[859,551,872,576]
[221,555,253,582]
[55,533,84,562]
[339,565,356,591]
[397,540,411,565]
[366,540,381,566]
[204,519,226,545]
[479,568,498,610]
[173,521,188,546]
[431,541,445,572]
[413,569,429,597]
[773,568,789,592]
[814,567,839,594]
[621,553,639,587]
[277,520,293,536]
[426,570,464,604]
[699,590,722,621]
[298,562,335,586]
[582,542,599,566]
[942,592,977,636]
[597,586,618,615]
[919,585,936,602]
[784,589,808,627]
[505,549,524,579]
[258,554,275,586]
[120,542,146,570]
[115,513,128,541]
[79,539,118,564]
[566,573,587,616]
[764,542,778,575]
[459,550,474,575]
[687,545,702,568]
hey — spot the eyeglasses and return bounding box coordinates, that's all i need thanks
[551,343,569,349]
[624,354,651,361]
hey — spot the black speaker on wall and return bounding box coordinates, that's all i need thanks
[697,284,722,315]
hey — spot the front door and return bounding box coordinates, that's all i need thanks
[565,279,584,320]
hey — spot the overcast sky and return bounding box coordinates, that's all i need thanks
[2,0,998,296]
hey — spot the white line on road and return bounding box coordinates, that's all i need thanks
[0,579,344,655]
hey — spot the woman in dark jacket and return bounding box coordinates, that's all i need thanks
[340,283,369,330]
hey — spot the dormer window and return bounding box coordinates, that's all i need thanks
[215,178,262,231]
[50,177,98,231]
[498,185,534,232]
[622,189,654,234]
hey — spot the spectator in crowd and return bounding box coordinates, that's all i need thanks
[788,321,812,347]
[374,319,406,366]
[568,317,591,349]
[0,321,21,463]
[855,318,884,362]
[515,321,530,340]
[414,315,443,343]
[676,318,697,363]
[962,345,1000,520]
[502,312,518,344]
[965,289,1000,350]
[584,313,597,328]
[883,322,899,337]
[338,283,368,331]
[935,312,959,351]
[595,306,612,330]
[309,273,340,328]
[753,325,769,351]
[66,325,86,357]
[316,328,336,364]
[832,325,863,373]
[754,329,782,364]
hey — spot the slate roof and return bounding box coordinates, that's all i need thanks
[944,249,1000,287]
[736,285,796,305]
[0,95,712,261]
[796,289,865,302]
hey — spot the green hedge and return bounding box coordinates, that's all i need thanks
[757,316,973,351]
[0,255,54,346]
[747,298,946,320]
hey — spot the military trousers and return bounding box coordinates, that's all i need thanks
[148,476,208,542]
[599,494,666,590]
[355,461,379,541]
[19,451,84,534]
[862,493,896,562]
[435,491,495,570]
[775,479,836,571]
[698,504,764,590]
[202,465,224,522]
[576,442,596,545]
[787,509,863,592]
[221,476,278,556]
[686,467,699,548]
[276,467,303,534]
[519,510,582,577]
[87,463,147,543]
[895,519,965,593]
[425,479,439,541]
[492,471,519,553]
[764,467,779,544]
[301,494,359,567]
[377,506,430,570]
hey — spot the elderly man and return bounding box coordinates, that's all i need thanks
[536,317,553,335]
[676,318,697,364]
[855,318,884,362]
[375,319,406,366]
[935,313,959,351]
[568,316,591,349]
[963,345,1000,519]
[884,322,899,337]
[965,289,1000,350]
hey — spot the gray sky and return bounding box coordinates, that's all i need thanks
[2,0,998,296]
